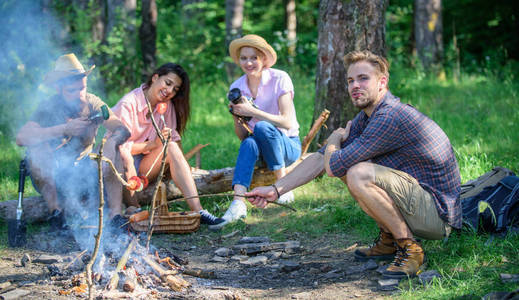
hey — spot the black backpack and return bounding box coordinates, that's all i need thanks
[462,175,519,233]
[460,167,515,200]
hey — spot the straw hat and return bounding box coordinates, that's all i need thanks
[44,53,95,84]
[229,34,277,69]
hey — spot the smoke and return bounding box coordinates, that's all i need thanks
[0,0,66,137]
[1,0,128,258]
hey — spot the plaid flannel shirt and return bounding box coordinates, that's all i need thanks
[319,91,462,228]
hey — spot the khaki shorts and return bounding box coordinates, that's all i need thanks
[373,164,451,240]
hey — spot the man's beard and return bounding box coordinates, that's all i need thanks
[352,96,375,109]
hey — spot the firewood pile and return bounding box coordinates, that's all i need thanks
[8,236,220,299]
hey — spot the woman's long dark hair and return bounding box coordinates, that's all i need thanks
[145,63,190,136]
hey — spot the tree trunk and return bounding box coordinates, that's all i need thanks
[140,0,157,80]
[285,0,297,58]
[182,0,205,21]
[224,0,244,81]
[91,0,106,43]
[312,0,387,148]
[105,0,136,39]
[89,0,137,88]
[414,0,443,73]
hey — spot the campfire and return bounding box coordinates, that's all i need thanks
[18,233,214,299]
[61,238,193,298]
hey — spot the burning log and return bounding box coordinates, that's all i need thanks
[122,267,138,292]
[155,251,181,269]
[122,278,135,292]
[58,283,88,296]
[106,238,137,291]
[142,255,190,292]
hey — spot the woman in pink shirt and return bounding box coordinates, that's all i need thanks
[112,63,225,227]
[211,35,301,230]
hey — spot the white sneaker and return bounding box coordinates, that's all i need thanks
[209,200,247,230]
[277,191,294,204]
[223,200,247,222]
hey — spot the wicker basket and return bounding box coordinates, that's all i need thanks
[130,182,200,233]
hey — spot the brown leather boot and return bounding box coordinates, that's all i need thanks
[354,231,396,261]
[383,238,426,278]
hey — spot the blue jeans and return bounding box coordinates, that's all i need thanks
[232,121,301,189]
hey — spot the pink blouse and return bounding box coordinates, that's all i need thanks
[112,85,181,155]
[230,68,299,137]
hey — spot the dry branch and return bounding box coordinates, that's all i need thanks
[145,134,171,251]
[143,96,172,251]
[301,109,330,155]
[184,143,210,161]
[86,138,107,300]
[91,154,130,187]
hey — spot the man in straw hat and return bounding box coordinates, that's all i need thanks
[16,53,130,232]
[245,50,461,279]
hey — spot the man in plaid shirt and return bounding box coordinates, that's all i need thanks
[245,50,461,278]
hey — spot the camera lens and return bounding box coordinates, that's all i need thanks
[228,88,241,103]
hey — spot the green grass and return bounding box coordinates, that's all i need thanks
[1,68,518,298]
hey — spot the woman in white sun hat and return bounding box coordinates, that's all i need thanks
[210,34,301,230]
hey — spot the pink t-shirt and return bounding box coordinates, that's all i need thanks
[230,68,299,137]
[112,85,181,155]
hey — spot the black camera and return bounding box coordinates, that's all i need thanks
[227,88,257,122]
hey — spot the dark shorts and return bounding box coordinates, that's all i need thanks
[133,154,144,173]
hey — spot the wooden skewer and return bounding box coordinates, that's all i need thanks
[162,193,297,212]
[145,140,168,178]
[149,193,296,213]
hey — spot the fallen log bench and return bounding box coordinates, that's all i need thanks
[1,110,330,222]
[0,162,307,223]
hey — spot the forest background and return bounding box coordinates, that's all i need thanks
[0,0,518,298]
